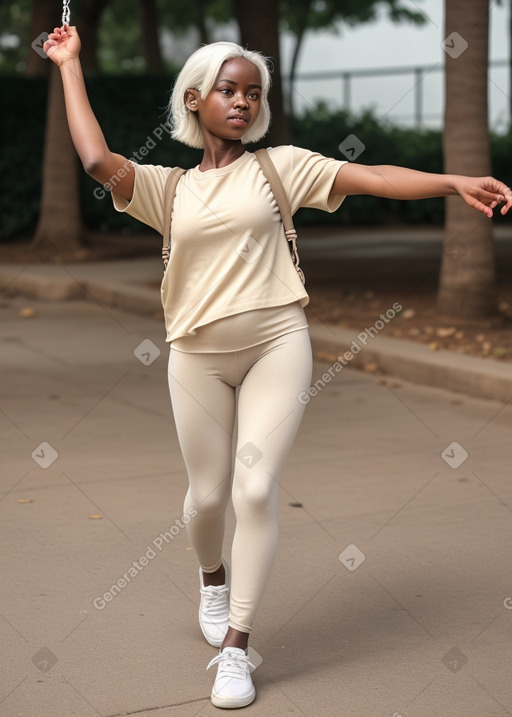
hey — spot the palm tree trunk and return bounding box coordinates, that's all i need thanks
[235,0,289,145]
[32,63,85,258]
[437,0,496,318]
[26,0,56,77]
[287,2,311,118]
[80,0,110,73]
[195,0,210,46]
[140,0,165,73]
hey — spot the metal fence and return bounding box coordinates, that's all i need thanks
[291,59,510,131]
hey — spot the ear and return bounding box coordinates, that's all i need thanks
[185,88,200,113]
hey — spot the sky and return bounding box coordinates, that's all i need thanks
[280,0,510,132]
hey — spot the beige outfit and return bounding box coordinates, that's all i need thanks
[112,146,346,632]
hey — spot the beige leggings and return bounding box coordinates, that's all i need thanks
[167,327,313,633]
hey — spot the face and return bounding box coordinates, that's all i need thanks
[186,57,262,143]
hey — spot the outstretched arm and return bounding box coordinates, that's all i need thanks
[43,24,134,201]
[330,163,512,218]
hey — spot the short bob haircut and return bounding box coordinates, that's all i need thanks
[167,42,272,149]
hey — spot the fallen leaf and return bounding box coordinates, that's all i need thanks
[314,351,338,363]
[363,362,379,372]
[436,327,456,338]
[19,307,36,318]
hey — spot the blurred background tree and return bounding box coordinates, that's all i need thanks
[438,0,495,319]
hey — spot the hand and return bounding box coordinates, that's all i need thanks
[454,176,512,218]
[43,24,81,67]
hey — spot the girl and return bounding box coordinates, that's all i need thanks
[44,24,511,710]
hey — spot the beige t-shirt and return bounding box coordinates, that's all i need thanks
[112,145,346,342]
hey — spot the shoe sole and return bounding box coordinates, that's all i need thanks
[211,687,256,709]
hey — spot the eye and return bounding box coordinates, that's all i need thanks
[219,88,233,95]
[248,92,260,101]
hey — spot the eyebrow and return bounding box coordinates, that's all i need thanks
[217,79,262,90]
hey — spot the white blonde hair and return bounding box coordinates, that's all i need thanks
[167,42,272,149]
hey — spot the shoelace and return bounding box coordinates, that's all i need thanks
[200,585,229,618]
[206,649,255,679]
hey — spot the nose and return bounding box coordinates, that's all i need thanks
[233,92,249,109]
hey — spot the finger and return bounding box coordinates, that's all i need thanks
[478,188,504,204]
[468,197,493,218]
[486,179,512,203]
[501,194,512,215]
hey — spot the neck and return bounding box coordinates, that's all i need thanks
[199,136,246,171]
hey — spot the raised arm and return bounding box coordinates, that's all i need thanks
[331,163,512,219]
[43,24,134,201]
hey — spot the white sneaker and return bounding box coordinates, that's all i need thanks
[199,560,230,647]
[206,646,256,709]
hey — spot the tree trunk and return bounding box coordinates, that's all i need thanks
[140,0,165,73]
[195,0,211,46]
[80,0,110,73]
[287,3,311,119]
[32,64,85,258]
[437,0,496,318]
[234,0,289,145]
[26,0,57,77]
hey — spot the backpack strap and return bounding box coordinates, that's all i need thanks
[162,167,186,270]
[254,148,305,284]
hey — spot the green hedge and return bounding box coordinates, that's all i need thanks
[2,75,512,241]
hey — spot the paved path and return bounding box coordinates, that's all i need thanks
[1,296,512,716]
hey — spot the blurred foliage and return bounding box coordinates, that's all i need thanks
[0,0,234,74]
[2,75,511,241]
[291,103,446,226]
[1,0,423,74]
[95,0,233,73]
[97,0,145,73]
[280,0,424,46]
[0,1,31,73]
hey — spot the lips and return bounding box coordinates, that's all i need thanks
[228,115,248,123]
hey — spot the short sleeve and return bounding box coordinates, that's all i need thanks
[267,145,347,215]
[111,162,173,234]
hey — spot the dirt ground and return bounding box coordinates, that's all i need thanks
[305,284,512,362]
[2,234,511,363]
[0,234,159,264]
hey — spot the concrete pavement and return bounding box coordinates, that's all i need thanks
[1,294,512,716]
